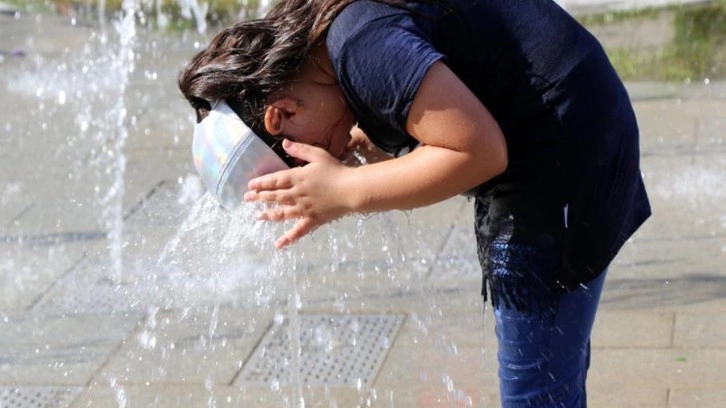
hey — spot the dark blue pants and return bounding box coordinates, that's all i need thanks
[493,269,606,407]
[475,196,607,407]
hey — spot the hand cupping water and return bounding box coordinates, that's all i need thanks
[244,139,356,249]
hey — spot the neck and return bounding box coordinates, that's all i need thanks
[307,42,337,84]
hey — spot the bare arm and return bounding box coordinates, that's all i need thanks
[246,61,507,247]
[345,61,507,211]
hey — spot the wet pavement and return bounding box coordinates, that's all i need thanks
[1,2,725,407]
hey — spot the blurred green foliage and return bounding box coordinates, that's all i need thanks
[3,0,263,30]
[579,2,726,81]
[5,0,724,81]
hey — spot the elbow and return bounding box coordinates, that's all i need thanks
[490,138,508,177]
[467,136,507,183]
[494,151,508,176]
[479,124,508,178]
[465,143,507,192]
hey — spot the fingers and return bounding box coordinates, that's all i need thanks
[244,189,295,206]
[282,139,334,164]
[247,169,293,192]
[243,139,335,250]
[256,204,302,221]
[348,125,369,148]
[247,140,330,192]
[275,218,319,249]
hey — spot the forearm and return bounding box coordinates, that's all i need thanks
[345,144,504,213]
[341,60,507,213]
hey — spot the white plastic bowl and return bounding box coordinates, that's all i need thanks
[192,101,289,210]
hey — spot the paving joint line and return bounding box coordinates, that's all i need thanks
[25,252,89,311]
[670,312,677,348]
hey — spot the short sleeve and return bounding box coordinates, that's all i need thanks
[327,3,444,150]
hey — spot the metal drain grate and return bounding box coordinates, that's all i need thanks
[0,387,82,408]
[239,314,404,386]
[33,277,142,314]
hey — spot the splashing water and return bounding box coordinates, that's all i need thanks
[105,0,138,282]
[177,0,209,33]
[1,1,490,406]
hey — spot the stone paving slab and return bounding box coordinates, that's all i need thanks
[67,383,724,408]
[589,384,668,408]
[599,272,726,313]
[0,241,87,312]
[428,225,481,281]
[31,246,271,314]
[71,384,368,408]
[610,237,725,279]
[0,184,28,228]
[342,290,498,407]
[590,349,726,389]
[592,311,675,348]
[673,312,726,348]
[669,389,726,408]
[100,308,270,385]
[0,312,141,385]
[2,4,726,408]
[290,197,470,267]
[635,98,725,149]
[643,155,726,218]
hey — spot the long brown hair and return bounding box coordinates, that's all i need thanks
[178,0,442,140]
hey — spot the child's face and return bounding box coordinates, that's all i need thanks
[264,59,354,163]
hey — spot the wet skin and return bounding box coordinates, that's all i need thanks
[245,46,508,249]
[262,51,355,164]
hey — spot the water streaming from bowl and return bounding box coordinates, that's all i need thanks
[1,2,487,406]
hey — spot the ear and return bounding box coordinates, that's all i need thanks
[264,97,301,135]
[263,105,285,136]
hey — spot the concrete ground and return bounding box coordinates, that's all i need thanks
[1,2,725,407]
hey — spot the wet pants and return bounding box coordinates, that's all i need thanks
[493,269,607,407]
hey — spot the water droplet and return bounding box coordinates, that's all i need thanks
[274,313,285,325]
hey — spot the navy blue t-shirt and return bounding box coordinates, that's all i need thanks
[326,0,651,288]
